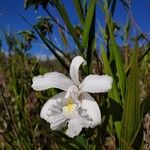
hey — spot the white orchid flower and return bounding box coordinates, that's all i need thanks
[32,56,113,137]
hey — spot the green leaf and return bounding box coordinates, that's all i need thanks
[107,15,126,99]
[73,0,85,26]
[101,44,120,103]
[82,0,96,49]
[120,45,140,150]
[19,14,69,72]
[98,22,108,41]
[109,98,123,139]
[124,19,131,43]
[138,46,150,63]
[110,0,117,16]
[37,34,69,72]
[126,46,150,75]
[114,121,121,138]
[141,93,150,118]
[101,44,123,141]
[131,123,143,149]
[75,135,87,149]
[81,0,96,74]
[86,6,96,74]
[58,27,69,48]
[53,0,82,51]
[54,132,86,150]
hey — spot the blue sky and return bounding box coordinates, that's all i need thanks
[0,0,150,59]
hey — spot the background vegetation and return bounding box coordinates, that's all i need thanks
[0,0,150,149]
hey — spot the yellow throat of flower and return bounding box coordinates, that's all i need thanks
[63,97,76,113]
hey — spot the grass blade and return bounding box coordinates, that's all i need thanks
[73,0,85,26]
[82,0,96,73]
[141,93,150,118]
[86,6,96,74]
[126,46,150,75]
[107,15,126,99]
[53,0,82,50]
[101,44,122,139]
[120,44,140,150]
[19,14,69,72]
[101,44,120,103]
[82,0,96,49]
[58,27,69,48]
[110,0,117,16]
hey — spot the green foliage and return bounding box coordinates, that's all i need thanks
[0,0,150,149]
[120,42,141,149]
[73,0,85,26]
[82,0,96,49]
[53,0,82,51]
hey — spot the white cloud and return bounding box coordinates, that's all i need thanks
[35,54,54,61]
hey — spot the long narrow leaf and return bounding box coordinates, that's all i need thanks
[58,27,69,48]
[141,93,150,118]
[107,15,126,99]
[101,44,120,103]
[73,0,85,26]
[53,0,82,50]
[120,44,140,150]
[110,0,117,16]
[126,46,150,75]
[86,6,96,74]
[19,14,69,72]
[82,0,96,49]
[101,44,122,140]
[37,33,69,72]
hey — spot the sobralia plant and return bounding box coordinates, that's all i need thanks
[22,0,150,149]
[0,0,150,149]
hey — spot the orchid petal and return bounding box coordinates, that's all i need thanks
[70,56,86,86]
[80,75,113,93]
[40,92,65,120]
[32,72,73,91]
[81,93,101,128]
[66,119,83,137]
[49,113,67,130]
[40,92,67,130]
